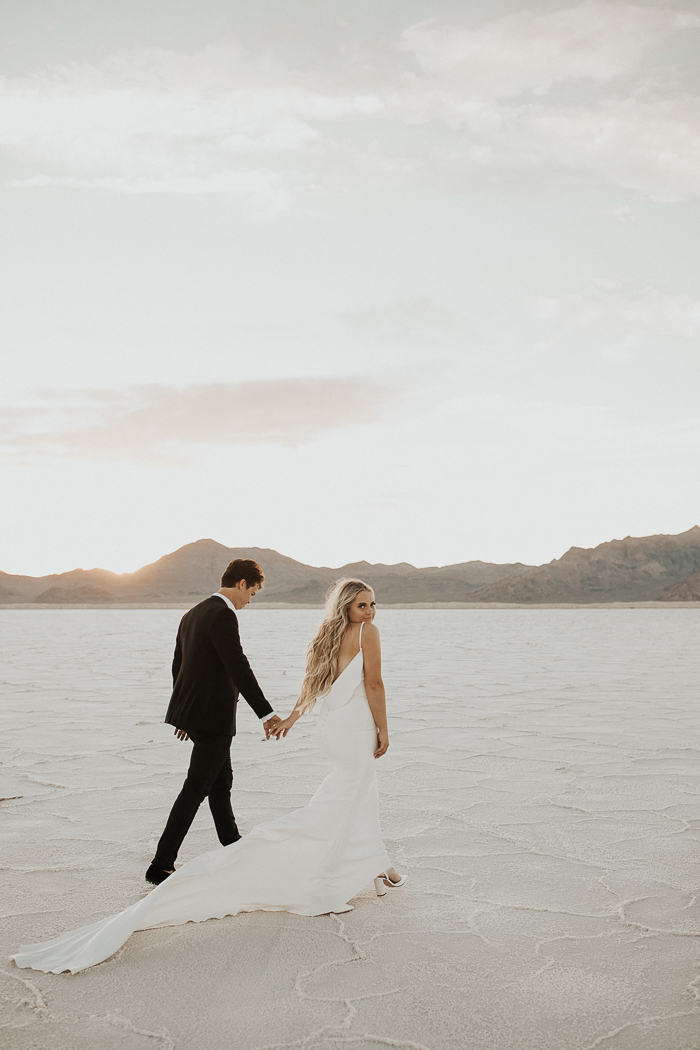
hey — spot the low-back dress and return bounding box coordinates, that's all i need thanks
[12,622,391,974]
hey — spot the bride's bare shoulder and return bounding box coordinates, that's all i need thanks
[362,621,380,643]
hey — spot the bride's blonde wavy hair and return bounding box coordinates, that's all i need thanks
[297,578,374,714]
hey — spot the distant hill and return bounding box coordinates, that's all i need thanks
[0,540,533,606]
[468,526,700,603]
[3,528,700,605]
[656,570,700,602]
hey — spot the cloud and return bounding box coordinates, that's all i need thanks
[480,96,700,203]
[395,4,700,202]
[6,169,289,205]
[526,283,700,342]
[343,284,700,422]
[399,3,697,98]
[600,204,637,222]
[0,377,393,464]
[0,41,382,204]
[0,4,699,201]
[494,283,700,416]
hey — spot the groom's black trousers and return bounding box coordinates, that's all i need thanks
[153,730,239,870]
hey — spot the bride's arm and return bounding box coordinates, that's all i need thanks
[361,623,389,758]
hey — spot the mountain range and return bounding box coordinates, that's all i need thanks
[1,527,700,606]
[0,542,532,606]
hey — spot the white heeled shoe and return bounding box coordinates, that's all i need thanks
[375,871,408,892]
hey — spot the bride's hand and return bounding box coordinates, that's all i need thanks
[374,728,389,759]
[270,717,296,740]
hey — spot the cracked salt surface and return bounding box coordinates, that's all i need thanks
[1,608,700,1050]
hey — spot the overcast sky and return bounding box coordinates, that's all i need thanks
[2,0,699,576]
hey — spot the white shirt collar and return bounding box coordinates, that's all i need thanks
[212,592,236,613]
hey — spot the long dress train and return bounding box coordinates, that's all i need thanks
[11,625,390,974]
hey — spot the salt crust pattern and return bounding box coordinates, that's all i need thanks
[1,608,700,1049]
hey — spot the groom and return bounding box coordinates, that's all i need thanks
[146,558,281,885]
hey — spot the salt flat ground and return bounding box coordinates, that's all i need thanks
[1,609,700,1050]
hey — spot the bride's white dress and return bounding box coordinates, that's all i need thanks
[11,625,390,974]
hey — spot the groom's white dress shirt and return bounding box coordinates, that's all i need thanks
[212,592,277,722]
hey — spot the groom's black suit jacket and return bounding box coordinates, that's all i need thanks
[165,596,273,736]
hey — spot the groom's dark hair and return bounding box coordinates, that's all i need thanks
[221,558,266,589]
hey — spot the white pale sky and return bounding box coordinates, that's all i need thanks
[1,0,700,576]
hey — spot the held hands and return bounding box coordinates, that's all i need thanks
[176,721,284,742]
[374,727,389,759]
[263,715,282,740]
[269,716,296,740]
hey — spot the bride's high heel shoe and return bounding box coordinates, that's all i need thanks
[374,871,407,895]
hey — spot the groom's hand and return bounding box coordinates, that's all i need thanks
[174,728,189,741]
[263,715,282,739]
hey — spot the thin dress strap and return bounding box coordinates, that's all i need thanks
[358,621,364,650]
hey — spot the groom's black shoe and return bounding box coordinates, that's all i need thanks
[145,863,173,885]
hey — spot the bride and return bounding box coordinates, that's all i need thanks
[11,578,405,974]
